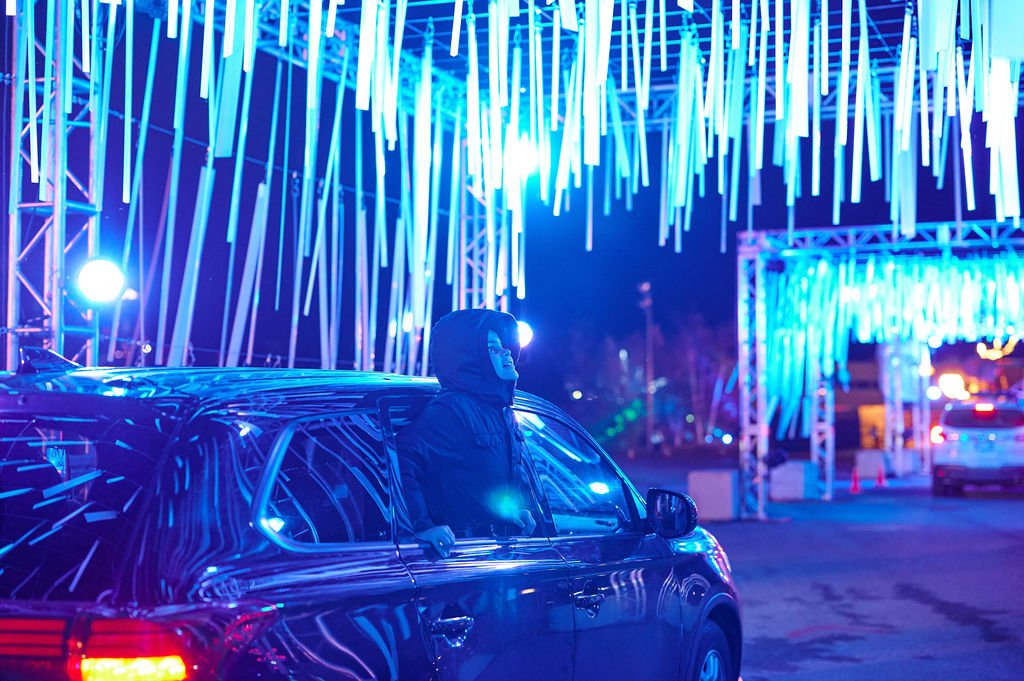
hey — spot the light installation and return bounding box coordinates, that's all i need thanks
[4,1,1022,373]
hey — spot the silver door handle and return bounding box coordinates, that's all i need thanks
[571,590,607,617]
[429,615,475,648]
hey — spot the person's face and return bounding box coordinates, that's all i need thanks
[487,330,519,381]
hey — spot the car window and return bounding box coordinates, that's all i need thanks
[258,412,393,547]
[0,411,170,601]
[516,410,636,536]
[943,407,1024,429]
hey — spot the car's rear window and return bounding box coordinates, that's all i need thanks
[943,407,1024,429]
[0,410,172,601]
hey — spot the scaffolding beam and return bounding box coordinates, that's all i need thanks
[5,1,104,371]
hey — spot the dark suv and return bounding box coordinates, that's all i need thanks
[0,358,741,681]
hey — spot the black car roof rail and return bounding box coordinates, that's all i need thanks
[15,346,83,375]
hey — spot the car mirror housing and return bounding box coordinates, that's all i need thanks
[646,488,699,538]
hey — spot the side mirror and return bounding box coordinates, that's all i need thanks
[646,488,698,538]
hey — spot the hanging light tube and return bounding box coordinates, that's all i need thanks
[641,0,653,110]
[223,0,237,57]
[81,0,91,73]
[774,0,785,120]
[279,0,288,46]
[900,36,917,153]
[169,0,178,38]
[600,0,615,82]
[919,61,930,167]
[355,0,378,110]
[584,0,601,165]
[812,20,821,196]
[747,0,758,67]
[620,0,627,90]
[24,0,39,183]
[628,1,642,105]
[821,0,828,94]
[243,0,256,72]
[327,0,340,37]
[559,0,578,31]
[487,2,503,188]
[754,1,767,170]
[495,0,509,108]
[955,45,975,211]
[837,0,852,145]
[657,0,666,71]
[550,8,560,131]
[451,0,464,54]
[200,0,214,98]
[123,0,134,203]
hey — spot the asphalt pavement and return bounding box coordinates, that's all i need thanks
[617,457,1024,681]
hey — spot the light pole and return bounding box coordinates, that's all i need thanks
[638,281,654,453]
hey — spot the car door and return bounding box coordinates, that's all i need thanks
[382,398,574,681]
[515,408,686,681]
[244,412,433,680]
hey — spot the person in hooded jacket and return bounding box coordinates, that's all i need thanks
[397,309,538,558]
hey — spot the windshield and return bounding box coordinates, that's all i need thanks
[0,408,173,601]
[943,407,1024,429]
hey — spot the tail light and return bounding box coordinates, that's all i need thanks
[930,425,945,445]
[68,619,190,681]
[0,604,277,681]
[974,403,995,413]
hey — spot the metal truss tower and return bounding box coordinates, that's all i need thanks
[5,1,110,371]
[736,241,768,519]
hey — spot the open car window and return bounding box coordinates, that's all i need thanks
[515,410,637,537]
[256,412,393,548]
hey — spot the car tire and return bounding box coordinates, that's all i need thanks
[691,621,735,681]
[931,476,949,497]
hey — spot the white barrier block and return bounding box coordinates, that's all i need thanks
[687,469,740,521]
[769,461,819,501]
[855,449,891,479]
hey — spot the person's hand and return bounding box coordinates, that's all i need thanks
[514,509,536,537]
[415,525,456,558]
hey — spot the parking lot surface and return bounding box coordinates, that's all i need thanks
[619,458,1024,681]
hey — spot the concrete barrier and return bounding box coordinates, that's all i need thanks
[855,449,891,479]
[769,461,819,501]
[687,469,740,521]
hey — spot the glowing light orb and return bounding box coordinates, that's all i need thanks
[937,373,970,400]
[588,482,611,495]
[77,259,125,303]
[721,434,734,445]
[571,389,583,400]
[926,386,943,400]
[517,321,534,347]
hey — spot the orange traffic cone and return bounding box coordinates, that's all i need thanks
[850,468,862,494]
[876,464,887,488]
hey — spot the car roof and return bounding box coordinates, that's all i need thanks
[944,397,1023,411]
[0,365,560,418]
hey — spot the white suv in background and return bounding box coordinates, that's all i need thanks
[932,399,1024,496]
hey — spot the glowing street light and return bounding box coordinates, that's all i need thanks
[77,259,125,304]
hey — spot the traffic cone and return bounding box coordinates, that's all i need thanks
[876,464,887,488]
[850,467,862,494]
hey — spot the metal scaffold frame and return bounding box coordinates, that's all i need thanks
[736,245,768,520]
[6,0,109,370]
[737,220,1024,518]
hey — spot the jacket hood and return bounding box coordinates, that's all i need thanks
[430,309,521,405]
